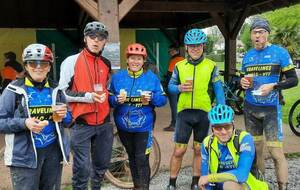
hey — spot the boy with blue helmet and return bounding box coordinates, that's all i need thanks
[199,105,268,190]
[184,29,208,45]
[166,28,225,190]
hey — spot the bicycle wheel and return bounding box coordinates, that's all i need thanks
[289,99,300,136]
[105,131,161,189]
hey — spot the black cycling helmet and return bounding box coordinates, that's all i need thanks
[84,21,108,39]
[4,51,16,61]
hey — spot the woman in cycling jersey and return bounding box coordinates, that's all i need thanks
[0,43,72,189]
[109,43,167,190]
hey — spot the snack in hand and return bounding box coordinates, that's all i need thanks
[38,120,49,127]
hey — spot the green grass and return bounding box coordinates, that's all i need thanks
[282,83,300,124]
[63,186,71,190]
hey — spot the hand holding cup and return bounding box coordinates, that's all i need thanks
[180,77,193,92]
[117,89,127,104]
[52,103,67,122]
[141,91,151,105]
[241,74,253,89]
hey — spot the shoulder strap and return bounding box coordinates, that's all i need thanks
[204,135,213,153]
[233,129,242,153]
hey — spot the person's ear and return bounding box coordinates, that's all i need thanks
[24,64,29,72]
[83,37,87,43]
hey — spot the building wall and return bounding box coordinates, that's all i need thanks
[120,29,136,69]
[0,28,36,68]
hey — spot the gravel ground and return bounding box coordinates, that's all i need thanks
[102,158,300,190]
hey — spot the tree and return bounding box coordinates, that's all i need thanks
[239,4,300,58]
[239,23,252,51]
[206,35,218,54]
[264,4,300,60]
[264,4,300,29]
[270,24,300,59]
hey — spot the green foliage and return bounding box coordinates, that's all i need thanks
[206,53,225,62]
[264,4,300,29]
[206,35,218,54]
[239,23,252,51]
[262,4,300,59]
[270,24,300,59]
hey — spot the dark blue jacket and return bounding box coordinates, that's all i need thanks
[0,79,72,168]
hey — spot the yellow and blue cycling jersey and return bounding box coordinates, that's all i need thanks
[26,79,57,148]
[201,131,268,189]
[242,44,294,106]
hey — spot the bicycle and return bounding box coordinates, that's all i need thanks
[219,69,244,115]
[289,99,300,136]
[104,129,161,189]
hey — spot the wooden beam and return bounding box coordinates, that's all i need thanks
[131,1,229,13]
[231,4,251,38]
[119,0,139,22]
[210,12,228,38]
[74,0,98,20]
[98,0,119,42]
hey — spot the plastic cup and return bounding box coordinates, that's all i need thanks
[94,84,104,95]
[244,74,253,88]
[185,77,193,86]
[119,89,127,99]
[52,103,66,122]
[141,91,151,105]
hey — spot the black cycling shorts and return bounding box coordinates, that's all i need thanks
[174,109,209,147]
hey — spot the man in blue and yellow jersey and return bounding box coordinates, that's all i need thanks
[199,104,268,190]
[240,17,298,190]
[166,28,225,190]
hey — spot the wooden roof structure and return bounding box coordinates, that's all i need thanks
[0,0,299,78]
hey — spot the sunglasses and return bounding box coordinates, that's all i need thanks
[187,44,203,49]
[251,30,267,35]
[88,33,106,41]
[26,61,50,69]
[212,124,233,132]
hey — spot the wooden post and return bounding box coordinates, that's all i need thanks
[210,8,248,81]
[97,0,119,43]
[224,37,236,81]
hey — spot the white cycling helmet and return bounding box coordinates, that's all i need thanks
[22,43,54,63]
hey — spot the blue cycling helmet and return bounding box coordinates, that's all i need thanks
[184,29,207,45]
[209,104,234,126]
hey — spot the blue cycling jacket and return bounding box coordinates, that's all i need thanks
[109,69,167,132]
